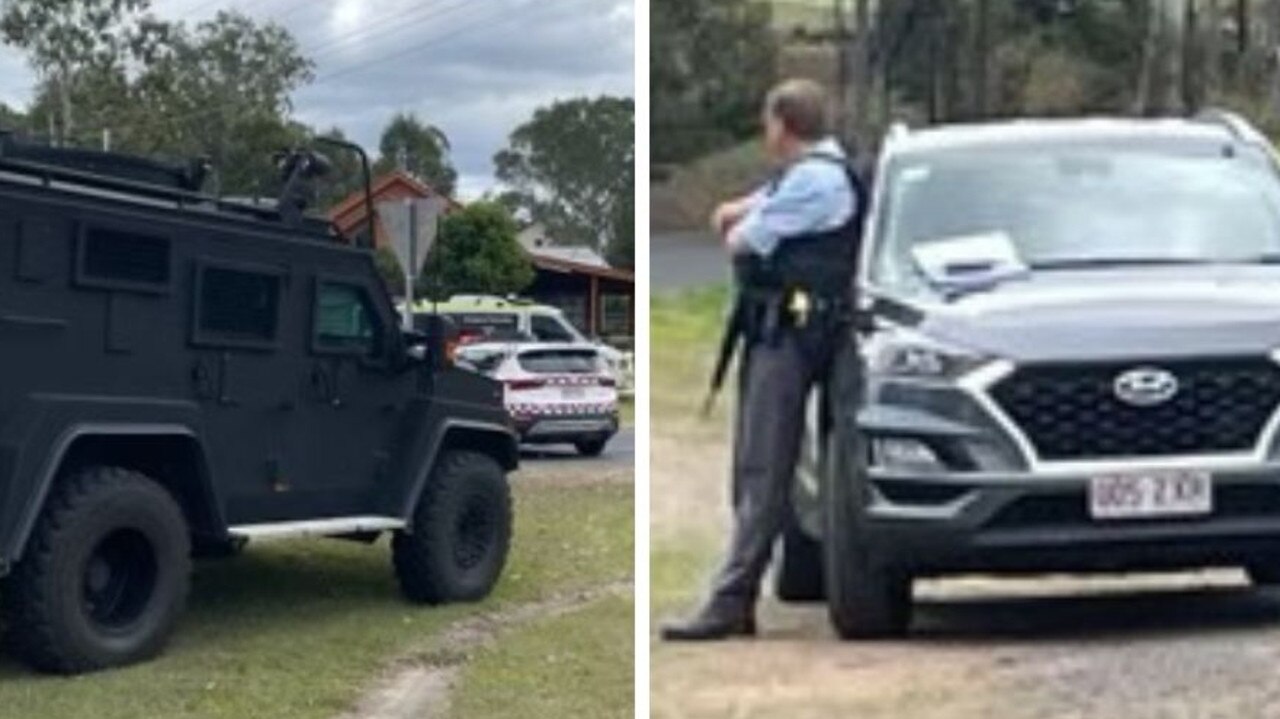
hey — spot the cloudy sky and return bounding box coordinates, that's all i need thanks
[0,0,635,200]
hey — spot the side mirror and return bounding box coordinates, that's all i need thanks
[406,314,457,370]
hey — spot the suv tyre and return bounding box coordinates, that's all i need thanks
[574,436,609,457]
[393,451,512,603]
[4,466,191,673]
[823,338,912,639]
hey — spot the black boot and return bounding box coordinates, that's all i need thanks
[659,603,756,641]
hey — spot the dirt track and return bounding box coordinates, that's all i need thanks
[650,421,1280,719]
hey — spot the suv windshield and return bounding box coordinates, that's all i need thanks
[870,140,1280,295]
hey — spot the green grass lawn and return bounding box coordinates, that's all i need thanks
[453,594,634,719]
[0,482,633,719]
[650,286,730,425]
[650,287,733,618]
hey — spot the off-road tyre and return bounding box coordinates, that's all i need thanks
[574,436,609,457]
[823,337,912,639]
[4,466,191,673]
[393,451,512,604]
[775,519,825,602]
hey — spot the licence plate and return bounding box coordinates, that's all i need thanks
[561,387,586,400]
[1089,470,1212,520]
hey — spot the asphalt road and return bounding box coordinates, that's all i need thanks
[652,231,726,291]
[519,427,634,466]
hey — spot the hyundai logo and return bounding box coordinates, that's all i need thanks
[1113,366,1179,407]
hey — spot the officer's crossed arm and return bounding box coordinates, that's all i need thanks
[725,159,854,257]
[710,191,765,237]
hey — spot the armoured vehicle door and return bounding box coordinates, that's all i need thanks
[290,271,409,516]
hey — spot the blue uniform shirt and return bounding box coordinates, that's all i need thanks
[728,137,858,258]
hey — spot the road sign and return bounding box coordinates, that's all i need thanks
[376,196,449,328]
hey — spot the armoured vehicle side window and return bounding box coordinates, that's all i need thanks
[193,262,282,348]
[314,281,379,356]
[75,226,171,293]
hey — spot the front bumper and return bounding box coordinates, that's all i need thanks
[849,369,1280,574]
[861,462,1280,574]
[514,413,618,443]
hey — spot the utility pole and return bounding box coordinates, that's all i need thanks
[403,197,417,331]
[101,128,111,152]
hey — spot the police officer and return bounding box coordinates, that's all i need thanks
[662,78,864,641]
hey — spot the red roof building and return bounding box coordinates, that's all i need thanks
[329,174,633,340]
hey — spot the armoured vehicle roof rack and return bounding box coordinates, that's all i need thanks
[0,130,374,245]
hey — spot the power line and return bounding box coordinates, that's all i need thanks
[310,0,566,87]
[68,0,567,141]
[301,0,477,62]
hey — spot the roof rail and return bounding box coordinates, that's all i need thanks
[1193,108,1265,144]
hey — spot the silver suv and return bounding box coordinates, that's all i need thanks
[784,111,1280,639]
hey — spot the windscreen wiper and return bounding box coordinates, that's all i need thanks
[1029,257,1216,270]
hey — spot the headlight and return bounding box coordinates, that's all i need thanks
[864,329,989,379]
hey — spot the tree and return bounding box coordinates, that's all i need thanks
[651,0,775,163]
[418,202,533,300]
[608,189,635,270]
[0,0,163,144]
[127,11,314,195]
[493,96,633,264]
[373,113,456,196]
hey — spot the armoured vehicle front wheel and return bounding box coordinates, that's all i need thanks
[3,467,191,673]
[393,451,512,603]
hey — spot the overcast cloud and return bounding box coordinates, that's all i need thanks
[0,0,635,200]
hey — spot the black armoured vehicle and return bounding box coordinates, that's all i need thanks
[0,133,517,672]
[782,111,1280,638]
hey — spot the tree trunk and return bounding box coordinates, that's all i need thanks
[834,0,850,139]
[56,62,73,145]
[1161,0,1184,113]
[1238,0,1250,56]
[1204,0,1222,101]
[974,0,991,117]
[1135,0,1159,114]
[852,0,871,141]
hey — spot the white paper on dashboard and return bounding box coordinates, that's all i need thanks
[910,231,1028,286]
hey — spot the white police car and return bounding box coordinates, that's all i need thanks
[455,342,619,456]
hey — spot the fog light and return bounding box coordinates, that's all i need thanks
[871,437,943,471]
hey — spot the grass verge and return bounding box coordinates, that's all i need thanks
[650,287,734,618]
[0,481,633,719]
[452,595,634,719]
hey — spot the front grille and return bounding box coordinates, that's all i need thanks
[990,358,1280,460]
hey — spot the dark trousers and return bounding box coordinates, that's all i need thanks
[707,329,830,613]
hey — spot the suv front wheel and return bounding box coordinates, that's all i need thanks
[822,345,912,639]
